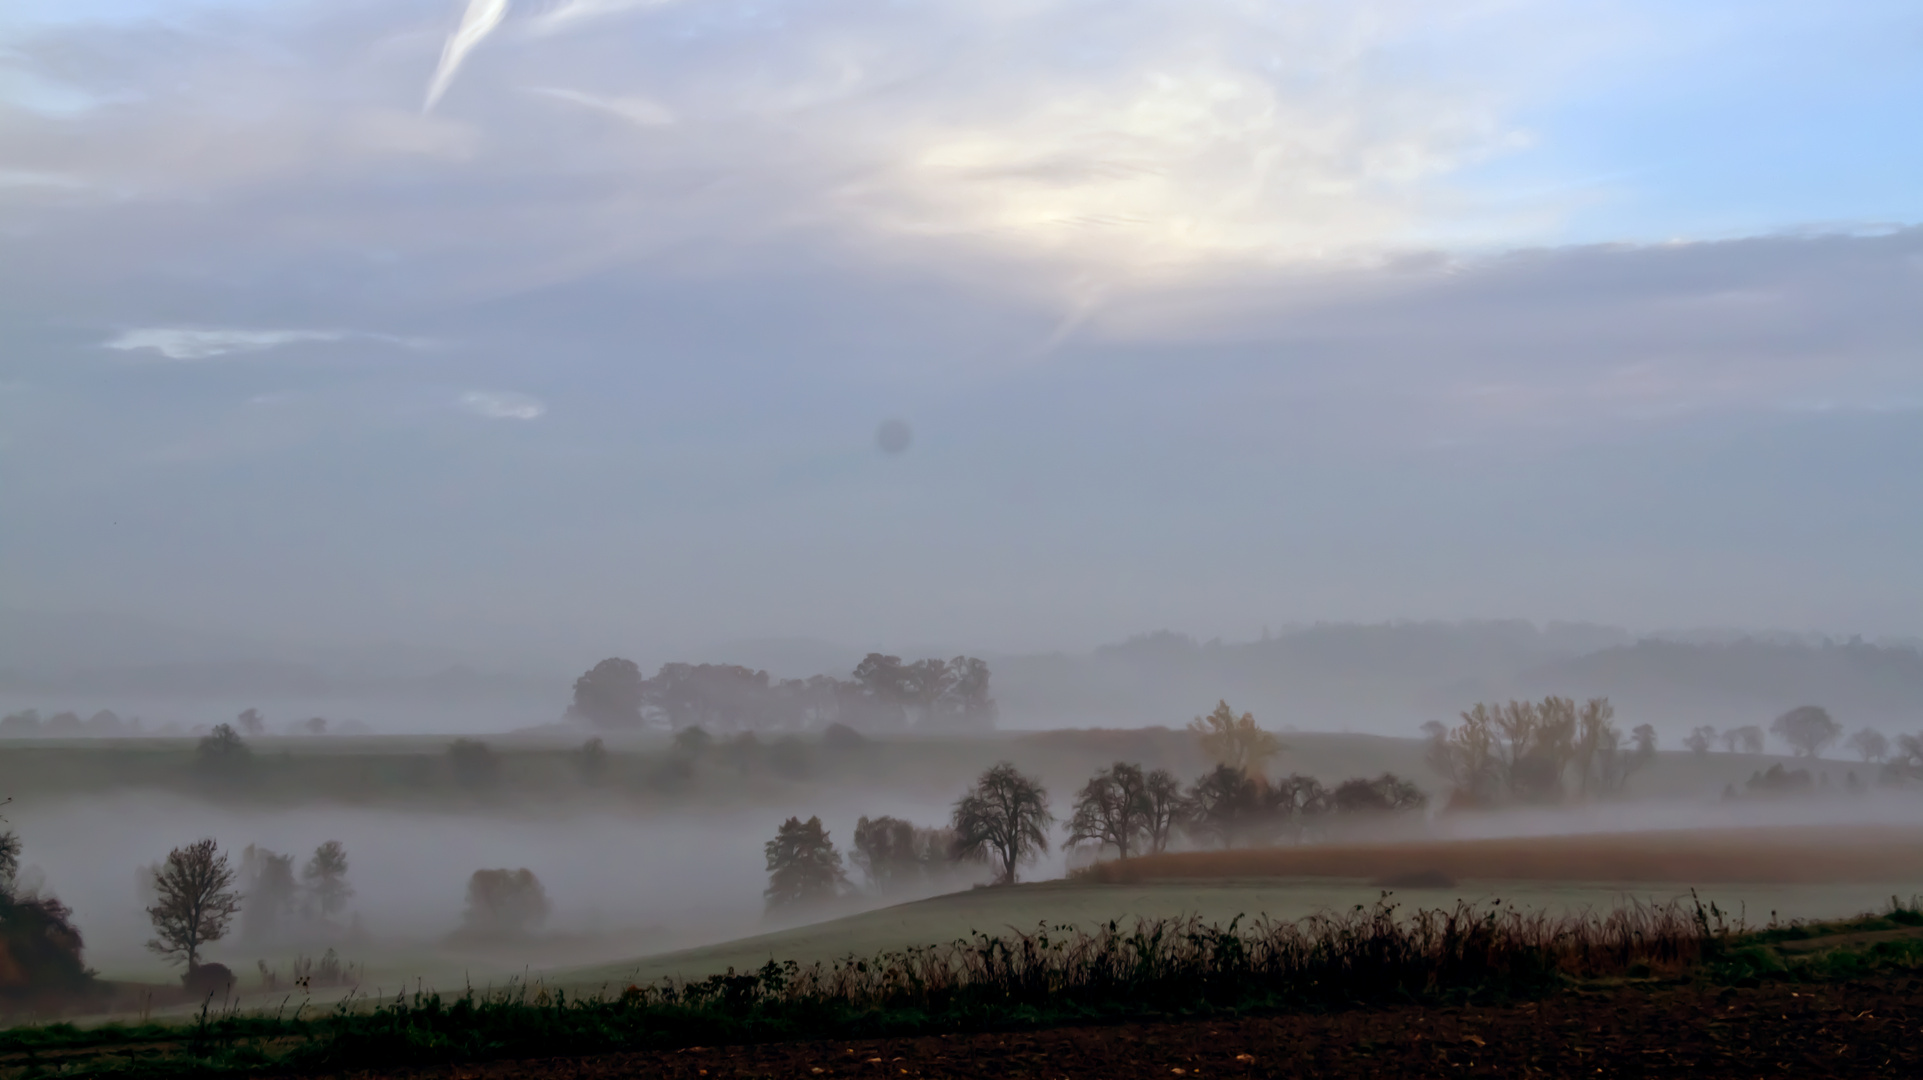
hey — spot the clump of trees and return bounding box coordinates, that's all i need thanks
[0,827,94,1006]
[1066,762,1184,861]
[462,869,550,938]
[850,817,972,894]
[242,840,355,944]
[567,653,998,734]
[1422,697,1653,808]
[0,709,135,738]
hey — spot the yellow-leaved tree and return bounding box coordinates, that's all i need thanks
[1187,700,1282,779]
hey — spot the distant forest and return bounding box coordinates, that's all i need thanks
[567,654,998,734]
[6,613,1923,737]
[989,623,1923,733]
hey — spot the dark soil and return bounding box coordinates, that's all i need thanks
[329,977,1923,1079]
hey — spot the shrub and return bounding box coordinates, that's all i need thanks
[463,869,549,937]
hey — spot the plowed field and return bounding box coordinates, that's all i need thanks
[318,977,1923,1079]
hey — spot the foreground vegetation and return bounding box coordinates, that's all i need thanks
[7,895,1921,1077]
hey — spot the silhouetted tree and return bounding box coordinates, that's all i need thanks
[447,738,499,787]
[303,841,352,920]
[239,845,297,943]
[764,816,847,909]
[235,709,265,737]
[0,711,40,738]
[1722,725,1765,754]
[1684,725,1717,757]
[671,725,714,757]
[578,736,609,782]
[463,869,549,936]
[821,722,866,749]
[952,763,1052,885]
[1260,773,1330,843]
[1188,701,1281,776]
[196,724,251,773]
[851,815,917,892]
[1141,768,1185,854]
[146,838,242,969]
[1330,773,1427,814]
[1067,762,1153,860]
[1184,764,1261,848]
[299,716,328,736]
[568,657,646,728]
[1771,706,1841,758]
[1844,728,1889,764]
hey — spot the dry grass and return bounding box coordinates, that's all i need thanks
[1077,826,1923,885]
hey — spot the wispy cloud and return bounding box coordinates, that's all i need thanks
[105,328,345,360]
[424,0,511,113]
[529,86,675,126]
[459,390,546,420]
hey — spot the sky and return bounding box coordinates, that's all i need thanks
[1,0,1920,668]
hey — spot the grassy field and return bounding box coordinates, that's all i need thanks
[1078,825,1923,885]
[13,887,1923,1077]
[554,873,1923,994]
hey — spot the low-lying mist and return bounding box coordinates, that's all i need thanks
[13,790,967,985]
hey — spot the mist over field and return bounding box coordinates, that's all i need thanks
[2,5,1920,1066]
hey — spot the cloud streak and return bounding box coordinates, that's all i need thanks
[104,328,346,360]
[424,0,511,113]
[459,390,546,420]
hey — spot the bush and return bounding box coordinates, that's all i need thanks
[462,869,549,937]
[447,739,499,788]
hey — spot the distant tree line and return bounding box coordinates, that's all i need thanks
[1680,705,1923,789]
[0,707,364,739]
[567,653,997,733]
[760,700,1431,911]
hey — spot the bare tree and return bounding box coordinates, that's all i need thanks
[303,841,353,921]
[1771,706,1841,758]
[952,762,1052,885]
[1330,773,1427,814]
[1141,768,1185,854]
[1262,773,1330,843]
[1067,762,1152,860]
[1844,728,1890,764]
[147,838,242,969]
[1184,764,1261,849]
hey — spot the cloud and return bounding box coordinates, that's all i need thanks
[529,86,675,126]
[104,328,345,360]
[424,0,511,112]
[459,390,546,420]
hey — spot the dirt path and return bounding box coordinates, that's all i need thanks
[330,977,1923,1079]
